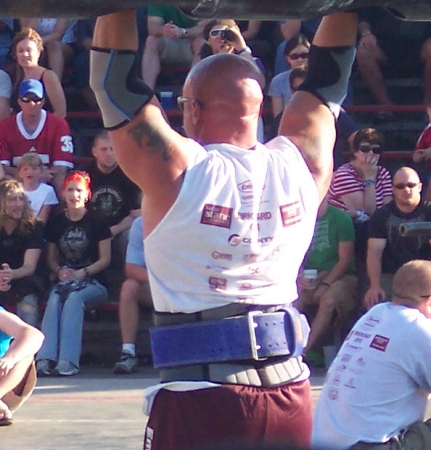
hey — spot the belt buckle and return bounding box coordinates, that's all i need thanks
[247,311,267,361]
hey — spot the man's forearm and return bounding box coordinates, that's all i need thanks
[184,20,208,39]
[322,259,350,285]
[11,264,36,280]
[367,254,382,287]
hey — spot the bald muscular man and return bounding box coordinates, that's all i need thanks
[90,10,357,450]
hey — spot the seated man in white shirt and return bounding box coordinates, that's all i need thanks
[313,259,431,450]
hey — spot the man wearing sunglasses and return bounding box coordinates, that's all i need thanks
[90,9,357,450]
[364,166,431,310]
[0,79,74,196]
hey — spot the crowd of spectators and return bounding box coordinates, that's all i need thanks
[1,6,431,378]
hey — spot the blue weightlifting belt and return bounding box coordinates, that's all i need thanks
[150,308,310,369]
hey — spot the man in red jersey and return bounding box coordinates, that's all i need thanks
[0,79,74,195]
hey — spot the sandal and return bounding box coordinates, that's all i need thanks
[0,401,13,426]
[0,416,13,426]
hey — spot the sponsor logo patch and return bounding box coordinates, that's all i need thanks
[280,202,301,227]
[211,251,232,261]
[201,204,233,229]
[370,334,389,352]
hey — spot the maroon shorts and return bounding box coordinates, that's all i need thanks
[143,379,312,450]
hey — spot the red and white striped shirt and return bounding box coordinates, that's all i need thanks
[328,163,392,211]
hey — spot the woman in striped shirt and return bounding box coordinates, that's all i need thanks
[328,127,393,222]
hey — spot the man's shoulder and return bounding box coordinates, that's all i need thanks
[370,201,393,220]
[45,112,69,128]
[147,4,175,18]
[327,205,352,220]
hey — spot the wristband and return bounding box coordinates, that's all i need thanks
[181,28,187,38]
[238,46,252,56]
[364,179,375,186]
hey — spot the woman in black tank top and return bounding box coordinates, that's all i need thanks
[10,27,67,117]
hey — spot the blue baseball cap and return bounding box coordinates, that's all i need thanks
[18,79,44,99]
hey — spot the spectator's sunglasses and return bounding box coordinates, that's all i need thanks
[209,29,227,38]
[288,52,309,60]
[20,95,43,104]
[393,182,419,190]
[357,144,383,154]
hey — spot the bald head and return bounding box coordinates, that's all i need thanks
[185,53,264,115]
[393,166,421,184]
[393,260,431,305]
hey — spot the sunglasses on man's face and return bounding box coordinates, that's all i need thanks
[357,144,383,154]
[20,95,43,104]
[288,52,309,60]
[393,182,419,190]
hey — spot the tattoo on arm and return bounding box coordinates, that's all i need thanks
[128,121,171,161]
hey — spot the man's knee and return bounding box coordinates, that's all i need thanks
[120,278,141,304]
[319,294,336,312]
[144,35,164,54]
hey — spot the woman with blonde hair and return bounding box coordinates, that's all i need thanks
[0,179,45,327]
[10,27,66,117]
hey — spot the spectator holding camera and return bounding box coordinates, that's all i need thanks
[36,171,111,377]
[197,20,257,66]
[196,19,265,142]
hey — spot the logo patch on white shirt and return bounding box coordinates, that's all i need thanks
[279,202,301,227]
[370,334,389,352]
[201,204,233,228]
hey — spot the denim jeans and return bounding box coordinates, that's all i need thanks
[37,280,108,367]
[17,294,38,327]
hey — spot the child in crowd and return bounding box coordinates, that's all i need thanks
[17,153,59,223]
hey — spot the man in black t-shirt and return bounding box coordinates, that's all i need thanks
[81,130,141,289]
[365,167,431,309]
[0,179,44,326]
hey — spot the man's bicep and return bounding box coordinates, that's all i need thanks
[367,238,386,255]
[109,105,191,195]
[279,92,335,200]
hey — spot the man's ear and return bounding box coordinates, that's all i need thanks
[191,100,202,125]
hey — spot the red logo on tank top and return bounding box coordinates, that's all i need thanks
[279,202,301,227]
[201,204,233,229]
[370,334,389,352]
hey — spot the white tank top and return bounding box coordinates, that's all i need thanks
[145,136,319,313]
